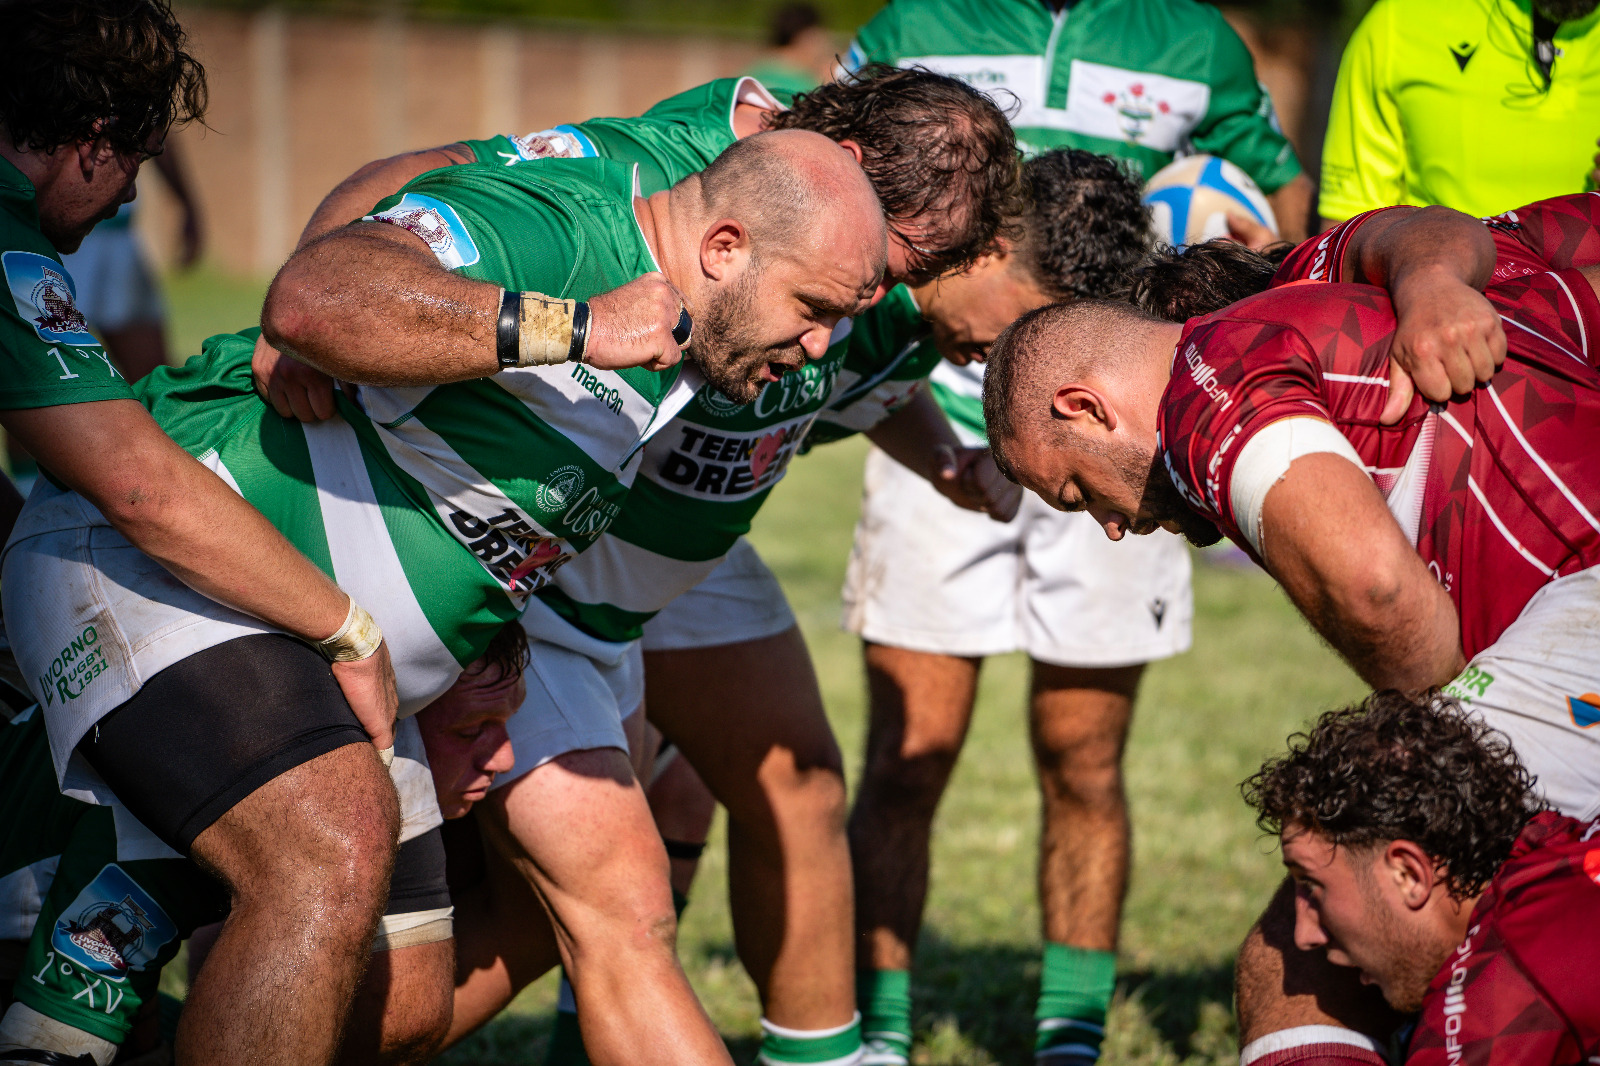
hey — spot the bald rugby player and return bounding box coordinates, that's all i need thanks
[980,200,1600,1066]
[252,68,1022,1066]
[4,130,886,1066]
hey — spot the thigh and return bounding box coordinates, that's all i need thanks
[494,637,634,793]
[843,446,1023,658]
[1443,566,1600,819]
[644,626,843,811]
[1021,506,1195,668]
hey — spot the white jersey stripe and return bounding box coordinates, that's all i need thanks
[1548,271,1589,360]
[1321,371,1390,387]
[304,418,464,715]
[1501,313,1584,365]
[553,533,720,613]
[200,452,245,497]
[1439,409,1474,445]
[1485,384,1600,535]
[1467,473,1556,578]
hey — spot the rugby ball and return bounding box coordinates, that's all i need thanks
[1142,155,1278,249]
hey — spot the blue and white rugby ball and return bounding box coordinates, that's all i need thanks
[1142,155,1277,249]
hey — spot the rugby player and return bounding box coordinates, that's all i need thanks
[1242,692,1600,1066]
[0,3,408,1064]
[981,210,1600,1065]
[0,624,528,1066]
[252,69,1022,1066]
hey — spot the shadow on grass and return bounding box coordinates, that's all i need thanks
[431,938,1235,1066]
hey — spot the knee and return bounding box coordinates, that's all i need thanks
[750,746,849,830]
[340,940,454,1066]
[1037,753,1125,815]
[862,738,960,814]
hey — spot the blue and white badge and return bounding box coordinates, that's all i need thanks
[3,251,99,346]
[504,124,598,165]
[52,863,178,979]
[365,193,481,270]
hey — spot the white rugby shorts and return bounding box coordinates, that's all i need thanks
[1443,565,1600,820]
[639,537,797,652]
[59,224,163,332]
[841,447,1194,666]
[496,597,638,789]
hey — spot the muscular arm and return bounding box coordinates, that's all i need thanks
[297,144,473,251]
[2,399,398,743]
[262,222,502,387]
[1258,452,1463,689]
[865,389,1021,520]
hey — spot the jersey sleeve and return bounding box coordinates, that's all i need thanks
[1158,316,1339,544]
[1187,10,1302,196]
[366,170,582,296]
[0,250,134,410]
[1487,193,1600,272]
[1271,208,1400,285]
[1407,934,1585,1066]
[842,3,905,70]
[1318,0,1406,223]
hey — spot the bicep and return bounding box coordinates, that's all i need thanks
[1,400,201,508]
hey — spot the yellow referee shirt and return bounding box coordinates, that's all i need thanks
[1319,0,1600,221]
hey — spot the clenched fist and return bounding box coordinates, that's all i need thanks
[1381,268,1506,424]
[585,272,692,372]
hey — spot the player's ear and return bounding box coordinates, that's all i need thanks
[699,218,751,281]
[1052,383,1119,432]
[836,138,866,165]
[1383,839,1436,909]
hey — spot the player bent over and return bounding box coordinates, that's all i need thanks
[1242,692,1600,1066]
[255,68,1021,1066]
[0,4,408,1064]
[981,218,1600,1063]
[0,626,527,1066]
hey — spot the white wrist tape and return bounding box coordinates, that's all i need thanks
[318,598,384,663]
[1228,416,1366,554]
[0,1002,119,1066]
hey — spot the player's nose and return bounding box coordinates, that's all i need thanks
[482,731,515,776]
[1292,892,1328,951]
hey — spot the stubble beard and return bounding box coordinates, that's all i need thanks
[1105,439,1222,547]
[688,261,791,405]
[1355,864,1453,1013]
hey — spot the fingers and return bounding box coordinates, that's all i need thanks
[585,272,689,370]
[933,443,959,480]
[1378,359,1416,425]
[1224,210,1275,251]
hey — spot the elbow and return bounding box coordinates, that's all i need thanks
[261,257,322,360]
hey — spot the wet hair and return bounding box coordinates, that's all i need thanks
[769,64,1023,283]
[769,2,821,47]
[470,620,530,682]
[1123,239,1293,323]
[1015,149,1150,301]
[0,0,207,155]
[1242,690,1545,899]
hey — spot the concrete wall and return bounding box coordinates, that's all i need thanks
[135,6,1317,277]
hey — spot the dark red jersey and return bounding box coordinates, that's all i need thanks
[1407,811,1600,1066]
[1158,270,1600,659]
[1273,193,1600,290]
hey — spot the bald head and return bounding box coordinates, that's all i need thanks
[693,128,886,274]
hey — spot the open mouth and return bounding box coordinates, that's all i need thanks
[764,361,800,382]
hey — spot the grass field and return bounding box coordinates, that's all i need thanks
[163,271,1367,1066]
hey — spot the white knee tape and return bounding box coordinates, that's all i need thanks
[0,1002,119,1066]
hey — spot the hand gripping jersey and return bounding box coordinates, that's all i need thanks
[845,0,1302,189]
[3,157,687,783]
[1406,811,1600,1066]
[0,157,134,410]
[1157,271,1600,661]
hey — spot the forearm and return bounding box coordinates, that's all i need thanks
[864,389,961,481]
[1351,205,1495,290]
[262,224,500,386]
[297,146,472,251]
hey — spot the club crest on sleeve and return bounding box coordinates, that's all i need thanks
[505,125,598,164]
[51,864,177,979]
[365,194,480,270]
[3,251,99,346]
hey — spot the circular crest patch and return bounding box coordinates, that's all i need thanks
[698,384,747,418]
[536,464,586,513]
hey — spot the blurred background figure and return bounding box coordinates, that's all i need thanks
[60,138,202,381]
[1318,0,1600,228]
[742,3,838,100]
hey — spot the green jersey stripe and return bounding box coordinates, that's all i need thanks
[206,416,335,579]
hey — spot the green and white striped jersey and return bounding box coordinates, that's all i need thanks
[132,158,689,698]
[549,284,939,642]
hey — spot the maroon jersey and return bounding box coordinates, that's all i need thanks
[1273,193,1600,289]
[1407,811,1600,1066]
[1158,271,1600,659]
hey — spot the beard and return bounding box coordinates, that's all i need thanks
[1102,439,1223,547]
[1534,0,1597,20]
[1353,863,1453,1013]
[688,260,804,404]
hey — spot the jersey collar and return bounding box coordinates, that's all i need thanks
[0,154,41,230]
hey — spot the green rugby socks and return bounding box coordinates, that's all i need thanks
[756,1013,864,1066]
[857,969,912,1066]
[1034,943,1116,1065]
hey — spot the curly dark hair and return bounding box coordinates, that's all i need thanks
[770,64,1023,285]
[1123,238,1293,323]
[1016,149,1149,301]
[1242,690,1545,899]
[0,0,207,155]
